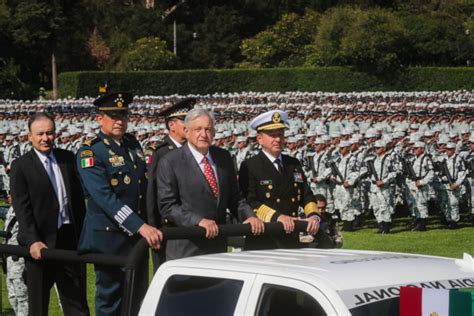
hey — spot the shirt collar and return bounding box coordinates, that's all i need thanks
[187,142,214,165]
[262,149,282,164]
[169,136,183,148]
[33,148,56,164]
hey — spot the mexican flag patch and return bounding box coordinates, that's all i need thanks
[81,157,94,168]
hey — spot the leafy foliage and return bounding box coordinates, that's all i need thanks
[239,10,320,68]
[118,37,176,71]
[87,27,111,69]
[1,0,474,98]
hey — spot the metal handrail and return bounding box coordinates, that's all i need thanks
[0,221,310,315]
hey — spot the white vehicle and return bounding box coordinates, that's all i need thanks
[139,249,474,316]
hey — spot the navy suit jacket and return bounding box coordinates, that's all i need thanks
[157,144,255,260]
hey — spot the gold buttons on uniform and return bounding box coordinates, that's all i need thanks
[138,179,141,184]
[139,195,142,199]
[276,198,281,203]
[134,165,137,169]
[291,198,295,202]
[292,212,296,217]
[266,192,271,198]
[106,227,110,231]
[111,179,118,186]
[268,184,273,190]
[298,189,301,194]
[124,175,131,184]
[294,183,297,187]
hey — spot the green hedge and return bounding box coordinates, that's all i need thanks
[58,67,474,98]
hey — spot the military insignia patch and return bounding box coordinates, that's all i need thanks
[293,172,304,183]
[103,138,110,146]
[81,157,94,168]
[81,150,93,158]
[272,112,281,123]
[109,155,125,167]
[124,175,131,184]
[111,178,118,186]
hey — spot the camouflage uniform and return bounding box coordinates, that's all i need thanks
[311,149,334,214]
[4,206,28,315]
[406,152,435,222]
[439,153,467,224]
[366,150,397,225]
[332,150,360,225]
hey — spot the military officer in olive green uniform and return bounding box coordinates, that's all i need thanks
[76,92,162,316]
[239,110,333,250]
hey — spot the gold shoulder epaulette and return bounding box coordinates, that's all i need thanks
[82,136,99,147]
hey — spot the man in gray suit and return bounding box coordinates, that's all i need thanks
[157,109,264,260]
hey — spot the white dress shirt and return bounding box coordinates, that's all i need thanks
[34,148,70,228]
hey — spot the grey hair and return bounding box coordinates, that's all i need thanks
[184,108,215,128]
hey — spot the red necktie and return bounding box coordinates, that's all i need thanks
[202,156,218,199]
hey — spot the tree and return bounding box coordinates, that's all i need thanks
[339,8,407,74]
[306,7,407,75]
[304,6,357,67]
[0,58,26,99]
[88,27,111,69]
[186,6,247,68]
[239,10,320,68]
[118,37,176,71]
[401,11,470,66]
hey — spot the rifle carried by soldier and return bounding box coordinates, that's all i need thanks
[367,159,380,182]
[401,157,419,181]
[440,159,454,185]
[469,159,474,179]
[328,160,344,185]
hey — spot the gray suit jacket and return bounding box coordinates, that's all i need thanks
[157,144,255,260]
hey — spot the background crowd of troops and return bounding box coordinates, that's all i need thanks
[1,90,473,235]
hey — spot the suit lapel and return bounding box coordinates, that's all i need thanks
[210,147,224,206]
[279,155,293,194]
[258,151,282,178]
[183,145,218,204]
[27,149,58,202]
[54,149,71,197]
[183,145,212,196]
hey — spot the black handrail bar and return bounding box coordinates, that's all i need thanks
[0,221,310,315]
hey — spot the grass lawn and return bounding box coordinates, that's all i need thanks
[0,214,472,315]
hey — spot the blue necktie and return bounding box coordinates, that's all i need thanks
[46,156,67,227]
[45,156,58,195]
